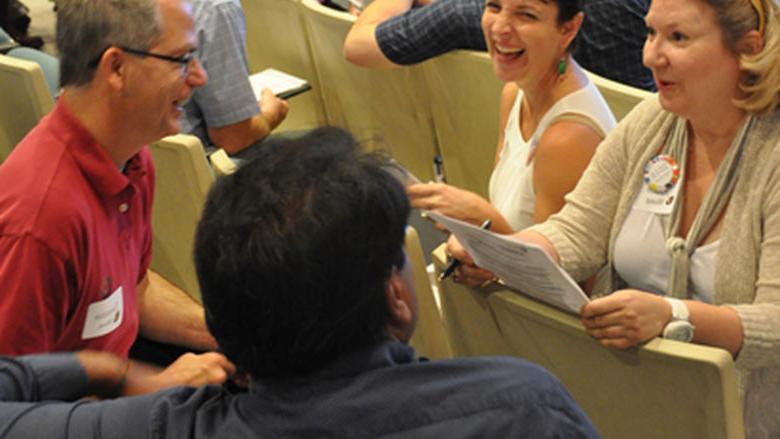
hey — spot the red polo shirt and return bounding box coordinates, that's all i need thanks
[0,100,154,357]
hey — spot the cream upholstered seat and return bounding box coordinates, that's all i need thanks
[432,245,744,439]
[148,134,215,303]
[241,0,326,132]
[586,69,655,122]
[422,50,503,198]
[0,54,54,163]
[299,0,440,182]
[432,244,513,358]
[405,226,452,360]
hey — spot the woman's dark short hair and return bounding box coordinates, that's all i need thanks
[555,0,583,24]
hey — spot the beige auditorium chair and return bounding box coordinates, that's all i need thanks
[148,134,215,303]
[405,227,452,360]
[432,247,745,439]
[299,0,439,182]
[422,50,503,198]
[432,244,513,357]
[491,292,744,439]
[241,0,327,131]
[0,54,54,162]
[586,70,655,122]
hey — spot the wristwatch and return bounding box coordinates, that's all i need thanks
[662,297,695,342]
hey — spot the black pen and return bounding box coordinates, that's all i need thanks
[433,155,446,184]
[438,219,492,281]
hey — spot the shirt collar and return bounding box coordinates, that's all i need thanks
[249,341,419,393]
[50,100,146,199]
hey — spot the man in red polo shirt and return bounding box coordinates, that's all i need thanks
[0,0,231,390]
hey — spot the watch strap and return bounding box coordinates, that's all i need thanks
[664,297,690,322]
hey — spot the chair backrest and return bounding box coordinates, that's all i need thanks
[299,0,440,182]
[586,70,654,122]
[405,227,452,360]
[7,47,60,99]
[0,54,54,162]
[148,134,214,303]
[490,292,744,439]
[432,244,513,357]
[422,50,503,198]
[241,0,327,132]
[432,245,745,439]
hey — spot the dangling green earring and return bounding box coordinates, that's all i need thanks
[557,57,567,75]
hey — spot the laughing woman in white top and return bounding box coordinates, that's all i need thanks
[452,0,780,436]
[407,0,616,234]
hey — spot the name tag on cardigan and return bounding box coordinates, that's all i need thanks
[634,182,681,215]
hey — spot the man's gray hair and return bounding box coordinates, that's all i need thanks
[57,0,163,87]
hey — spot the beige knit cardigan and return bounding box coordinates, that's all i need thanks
[529,96,780,439]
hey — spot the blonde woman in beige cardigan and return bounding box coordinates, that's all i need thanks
[450,0,780,436]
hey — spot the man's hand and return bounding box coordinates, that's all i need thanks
[124,352,236,396]
[259,88,289,130]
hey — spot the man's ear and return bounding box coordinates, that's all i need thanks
[560,11,584,52]
[96,47,128,91]
[384,269,415,342]
[737,29,763,56]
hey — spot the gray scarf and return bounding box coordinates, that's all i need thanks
[664,116,755,298]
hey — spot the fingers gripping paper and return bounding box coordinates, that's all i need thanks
[428,211,589,314]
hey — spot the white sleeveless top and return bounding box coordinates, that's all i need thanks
[488,80,616,231]
[614,193,719,303]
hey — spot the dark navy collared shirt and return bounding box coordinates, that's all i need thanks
[0,342,601,438]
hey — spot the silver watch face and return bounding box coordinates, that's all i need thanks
[663,321,694,342]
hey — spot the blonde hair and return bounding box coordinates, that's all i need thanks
[704,0,780,114]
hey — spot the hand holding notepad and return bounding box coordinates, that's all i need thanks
[249,68,312,100]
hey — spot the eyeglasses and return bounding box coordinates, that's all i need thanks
[89,45,197,76]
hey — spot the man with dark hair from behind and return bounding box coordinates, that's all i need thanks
[0,127,600,438]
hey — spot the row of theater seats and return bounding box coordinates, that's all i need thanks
[0,2,743,437]
[425,245,744,439]
[402,220,743,439]
[241,0,654,196]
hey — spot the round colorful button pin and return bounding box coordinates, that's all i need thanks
[643,154,680,194]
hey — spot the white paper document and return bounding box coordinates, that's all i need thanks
[249,68,311,100]
[382,159,421,186]
[428,212,589,314]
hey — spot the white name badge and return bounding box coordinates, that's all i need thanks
[81,286,124,340]
[634,180,682,215]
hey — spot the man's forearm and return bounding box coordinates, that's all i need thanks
[208,114,271,155]
[137,271,217,351]
[0,354,86,403]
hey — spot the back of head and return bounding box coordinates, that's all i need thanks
[195,127,410,378]
[56,0,163,88]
